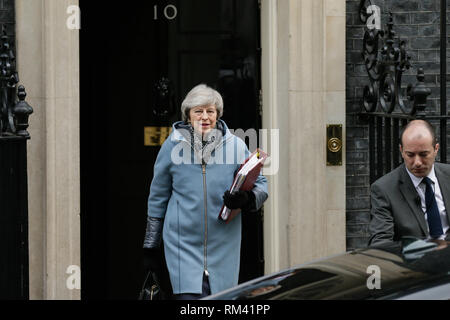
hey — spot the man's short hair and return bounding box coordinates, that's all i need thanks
[399,119,437,147]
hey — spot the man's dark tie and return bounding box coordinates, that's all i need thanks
[422,177,444,238]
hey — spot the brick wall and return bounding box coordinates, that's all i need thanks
[346,0,450,250]
[0,0,15,43]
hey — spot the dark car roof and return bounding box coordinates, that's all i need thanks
[206,238,450,300]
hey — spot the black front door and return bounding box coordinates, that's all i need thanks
[80,0,262,299]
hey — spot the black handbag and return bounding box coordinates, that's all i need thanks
[139,271,162,300]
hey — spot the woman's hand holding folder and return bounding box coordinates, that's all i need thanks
[222,190,256,212]
[218,148,268,223]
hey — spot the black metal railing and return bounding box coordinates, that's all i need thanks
[358,0,449,184]
[0,25,33,300]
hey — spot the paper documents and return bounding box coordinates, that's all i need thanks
[219,148,268,223]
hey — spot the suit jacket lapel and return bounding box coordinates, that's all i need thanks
[398,165,428,235]
[435,163,450,225]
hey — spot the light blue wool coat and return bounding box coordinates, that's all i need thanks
[147,120,268,295]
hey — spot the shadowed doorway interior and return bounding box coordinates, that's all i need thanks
[80,0,263,299]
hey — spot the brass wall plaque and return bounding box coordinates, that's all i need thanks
[144,127,172,146]
[326,124,343,166]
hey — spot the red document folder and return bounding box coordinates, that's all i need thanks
[218,148,268,223]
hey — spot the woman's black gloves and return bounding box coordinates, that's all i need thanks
[223,190,256,212]
[143,217,164,285]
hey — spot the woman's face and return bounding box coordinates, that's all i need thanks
[188,104,218,135]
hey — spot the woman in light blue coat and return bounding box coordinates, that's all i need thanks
[143,84,268,299]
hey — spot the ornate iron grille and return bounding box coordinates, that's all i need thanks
[0,25,33,299]
[358,0,449,184]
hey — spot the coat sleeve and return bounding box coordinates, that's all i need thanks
[147,139,173,219]
[252,175,268,211]
[368,181,395,246]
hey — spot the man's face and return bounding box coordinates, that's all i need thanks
[400,127,439,178]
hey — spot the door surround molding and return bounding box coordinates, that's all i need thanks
[16,0,81,300]
[260,0,346,273]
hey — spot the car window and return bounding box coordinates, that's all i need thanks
[395,281,450,300]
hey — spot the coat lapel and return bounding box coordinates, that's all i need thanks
[398,165,428,235]
[435,163,450,225]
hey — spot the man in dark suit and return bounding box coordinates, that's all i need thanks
[368,120,450,246]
